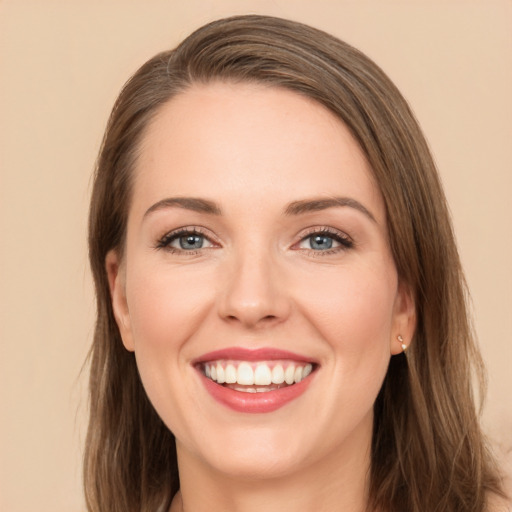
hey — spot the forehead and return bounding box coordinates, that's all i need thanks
[132,81,385,222]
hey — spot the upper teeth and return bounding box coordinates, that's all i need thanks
[203,361,313,386]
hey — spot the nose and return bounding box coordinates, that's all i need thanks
[217,249,291,329]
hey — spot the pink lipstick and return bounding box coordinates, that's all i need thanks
[194,347,317,413]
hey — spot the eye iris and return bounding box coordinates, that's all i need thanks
[310,234,333,250]
[179,234,203,250]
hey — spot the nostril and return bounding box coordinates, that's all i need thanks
[224,313,280,327]
[226,314,275,320]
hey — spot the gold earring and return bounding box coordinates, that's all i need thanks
[398,335,407,352]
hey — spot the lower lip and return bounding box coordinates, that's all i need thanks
[198,371,315,413]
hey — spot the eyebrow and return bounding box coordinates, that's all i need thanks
[143,195,376,223]
[284,197,376,222]
[144,197,222,218]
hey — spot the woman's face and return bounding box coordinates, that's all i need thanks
[108,82,414,480]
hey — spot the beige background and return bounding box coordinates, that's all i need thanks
[0,1,510,510]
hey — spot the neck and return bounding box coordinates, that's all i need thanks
[171,415,373,512]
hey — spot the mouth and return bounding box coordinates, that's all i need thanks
[200,360,314,393]
[193,348,318,413]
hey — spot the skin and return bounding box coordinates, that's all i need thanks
[107,82,416,512]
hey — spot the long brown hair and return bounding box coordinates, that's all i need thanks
[85,15,504,512]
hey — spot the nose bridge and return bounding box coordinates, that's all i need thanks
[218,240,290,327]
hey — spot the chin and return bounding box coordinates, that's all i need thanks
[208,449,305,481]
[181,425,311,481]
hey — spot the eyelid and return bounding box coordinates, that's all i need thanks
[155,225,220,252]
[292,226,354,252]
[154,225,352,254]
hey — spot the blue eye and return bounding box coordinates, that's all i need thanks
[177,233,205,250]
[297,230,352,252]
[156,229,214,252]
[309,234,335,250]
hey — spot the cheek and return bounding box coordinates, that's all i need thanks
[280,260,398,452]
[126,262,214,350]
[123,261,217,415]
[301,269,397,338]
[123,262,218,433]
[297,260,397,364]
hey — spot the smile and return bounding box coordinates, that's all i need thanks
[202,360,314,392]
[194,348,318,413]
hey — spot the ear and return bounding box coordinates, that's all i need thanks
[390,280,416,355]
[105,250,135,352]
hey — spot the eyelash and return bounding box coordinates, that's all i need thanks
[296,227,354,255]
[155,226,354,255]
[155,227,214,254]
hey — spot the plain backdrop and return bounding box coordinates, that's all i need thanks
[0,1,511,510]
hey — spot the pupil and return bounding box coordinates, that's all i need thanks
[180,234,203,249]
[312,235,332,250]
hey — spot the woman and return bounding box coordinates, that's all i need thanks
[85,15,506,512]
